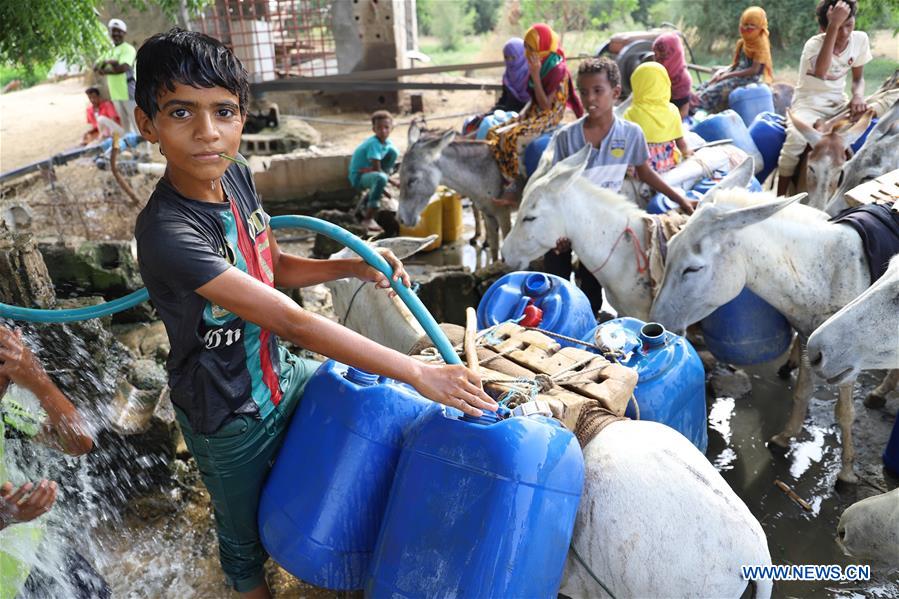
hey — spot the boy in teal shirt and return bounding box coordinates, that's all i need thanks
[349,110,399,231]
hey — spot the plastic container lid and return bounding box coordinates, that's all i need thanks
[523,273,552,297]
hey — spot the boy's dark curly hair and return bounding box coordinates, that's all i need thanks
[577,57,621,88]
[135,28,250,119]
[816,0,858,30]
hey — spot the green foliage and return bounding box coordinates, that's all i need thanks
[0,0,213,72]
[468,0,502,34]
[855,0,899,33]
[0,0,110,69]
[0,62,52,90]
[431,1,476,50]
[417,0,434,35]
[630,0,665,27]
[520,0,638,34]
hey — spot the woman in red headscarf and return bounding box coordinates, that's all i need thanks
[652,33,693,118]
[488,23,583,201]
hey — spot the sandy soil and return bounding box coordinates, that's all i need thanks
[0,76,90,171]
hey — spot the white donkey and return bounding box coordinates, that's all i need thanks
[502,144,659,320]
[562,419,772,598]
[807,256,899,570]
[649,181,874,484]
[324,236,436,354]
[807,255,899,385]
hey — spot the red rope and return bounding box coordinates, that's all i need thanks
[588,218,649,276]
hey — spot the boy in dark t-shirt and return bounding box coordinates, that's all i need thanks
[133,29,495,598]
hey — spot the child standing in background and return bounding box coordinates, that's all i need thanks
[348,110,399,232]
[623,62,692,174]
[695,6,774,113]
[652,33,693,119]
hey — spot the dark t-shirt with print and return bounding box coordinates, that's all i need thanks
[135,162,284,434]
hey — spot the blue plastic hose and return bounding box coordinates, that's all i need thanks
[0,216,460,365]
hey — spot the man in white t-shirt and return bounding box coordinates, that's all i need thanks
[776,0,872,195]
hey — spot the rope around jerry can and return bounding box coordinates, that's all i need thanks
[417,319,641,418]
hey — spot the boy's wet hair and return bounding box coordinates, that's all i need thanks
[577,57,621,89]
[371,110,393,125]
[816,0,857,30]
[135,28,250,119]
[85,87,100,95]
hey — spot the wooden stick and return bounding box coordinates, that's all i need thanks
[775,479,813,511]
[109,133,142,207]
[464,307,479,371]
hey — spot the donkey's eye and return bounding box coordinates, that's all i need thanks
[522,215,537,222]
[682,265,703,276]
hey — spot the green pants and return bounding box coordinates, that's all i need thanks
[174,348,320,592]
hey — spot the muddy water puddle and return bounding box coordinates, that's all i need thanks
[708,363,899,597]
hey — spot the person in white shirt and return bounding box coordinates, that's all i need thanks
[776,0,872,195]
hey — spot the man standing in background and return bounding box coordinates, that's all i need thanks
[94,19,137,134]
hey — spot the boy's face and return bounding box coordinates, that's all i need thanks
[136,83,245,185]
[577,71,620,121]
[373,118,393,142]
[87,92,101,107]
[835,17,855,46]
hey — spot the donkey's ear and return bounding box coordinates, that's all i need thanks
[700,157,755,206]
[408,121,421,145]
[435,129,455,152]
[557,144,591,194]
[839,111,873,148]
[789,109,822,147]
[712,193,804,232]
[373,234,439,260]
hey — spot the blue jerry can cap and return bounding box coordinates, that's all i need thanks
[460,405,511,425]
[344,367,379,386]
[522,273,552,297]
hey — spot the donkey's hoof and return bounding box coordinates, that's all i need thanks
[777,363,796,380]
[768,433,792,450]
[469,237,480,247]
[836,469,859,487]
[864,392,887,409]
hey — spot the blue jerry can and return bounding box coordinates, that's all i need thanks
[691,109,763,172]
[884,413,899,476]
[748,111,787,184]
[700,287,792,366]
[583,317,708,452]
[258,360,435,590]
[728,83,775,127]
[367,406,585,598]
[477,271,595,347]
[850,117,878,153]
[524,132,553,177]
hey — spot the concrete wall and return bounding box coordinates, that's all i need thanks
[252,152,356,215]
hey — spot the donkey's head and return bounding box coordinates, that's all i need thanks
[650,160,803,331]
[397,123,454,227]
[791,110,872,210]
[500,144,591,269]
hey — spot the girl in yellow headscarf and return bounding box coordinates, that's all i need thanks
[623,62,692,173]
[695,6,774,112]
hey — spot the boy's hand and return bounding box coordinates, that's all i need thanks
[353,249,411,297]
[827,1,851,29]
[0,480,58,530]
[849,95,867,116]
[553,237,571,254]
[678,196,695,215]
[0,327,51,394]
[412,364,497,417]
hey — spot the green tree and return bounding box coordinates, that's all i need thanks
[468,0,502,34]
[417,0,434,35]
[630,0,664,27]
[520,0,638,35]
[432,1,475,50]
[0,0,212,71]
